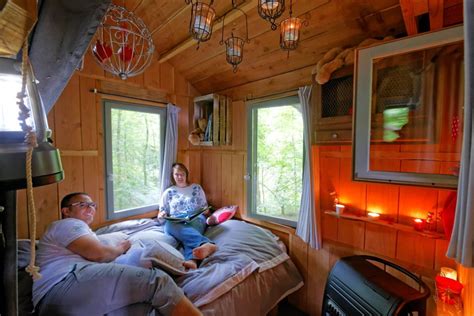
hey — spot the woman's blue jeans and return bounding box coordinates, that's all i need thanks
[164,214,212,260]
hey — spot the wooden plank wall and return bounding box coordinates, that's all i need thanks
[183,68,474,316]
[17,48,197,236]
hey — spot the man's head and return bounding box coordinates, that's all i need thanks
[60,192,96,225]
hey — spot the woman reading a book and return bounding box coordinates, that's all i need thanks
[158,163,217,270]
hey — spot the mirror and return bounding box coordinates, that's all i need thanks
[353,25,464,188]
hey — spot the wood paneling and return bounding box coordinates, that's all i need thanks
[201,152,222,207]
[364,223,397,258]
[396,231,436,270]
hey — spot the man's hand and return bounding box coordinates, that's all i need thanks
[118,239,131,254]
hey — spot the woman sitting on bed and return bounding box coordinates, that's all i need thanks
[158,163,217,270]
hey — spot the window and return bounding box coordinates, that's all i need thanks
[247,95,304,226]
[104,100,166,219]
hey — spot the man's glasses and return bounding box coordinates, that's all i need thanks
[66,202,97,209]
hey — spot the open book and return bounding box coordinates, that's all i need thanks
[162,206,212,223]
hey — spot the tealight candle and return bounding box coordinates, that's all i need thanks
[335,204,345,215]
[413,218,426,231]
[367,212,380,219]
[440,267,458,280]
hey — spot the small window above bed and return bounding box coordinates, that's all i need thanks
[246,94,303,227]
[103,100,166,219]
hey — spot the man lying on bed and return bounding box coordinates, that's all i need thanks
[33,192,202,316]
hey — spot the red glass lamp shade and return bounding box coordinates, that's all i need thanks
[118,45,133,62]
[435,275,463,305]
[92,40,112,63]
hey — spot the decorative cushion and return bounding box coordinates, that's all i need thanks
[206,205,238,226]
[141,240,187,275]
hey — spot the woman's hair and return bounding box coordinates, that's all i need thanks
[171,163,189,185]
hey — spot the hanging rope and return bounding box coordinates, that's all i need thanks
[17,40,42,280]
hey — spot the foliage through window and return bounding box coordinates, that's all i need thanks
[104,101,165,219]
[247,95,303,226]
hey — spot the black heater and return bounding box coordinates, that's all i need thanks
[322,255,430,316]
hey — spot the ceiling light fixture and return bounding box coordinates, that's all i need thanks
[91,4,154,80]
[280,0,306,56]
[185,0,216,48]
[258,0,285,30]
[220,0,250,72]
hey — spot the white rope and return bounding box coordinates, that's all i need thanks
[17,41,42,280]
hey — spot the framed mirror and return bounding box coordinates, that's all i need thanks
[353,25,464,188]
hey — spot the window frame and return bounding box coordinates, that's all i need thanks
[246,93,302,227]
[103,100,166,220]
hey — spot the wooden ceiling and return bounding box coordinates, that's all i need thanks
[118,0,459,96]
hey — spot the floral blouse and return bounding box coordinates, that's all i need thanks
[159,184,208,218]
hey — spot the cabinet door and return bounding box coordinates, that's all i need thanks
[313,67,353,144]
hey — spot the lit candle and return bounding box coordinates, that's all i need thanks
[335,204,345,215]
[367,212,380,219]
[440,267,458,280]
[413,218,426,231]
[227,45,242,57]
[283,23,297,41]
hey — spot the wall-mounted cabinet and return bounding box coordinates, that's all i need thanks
[193,93,232,146]
[312,66,353,144]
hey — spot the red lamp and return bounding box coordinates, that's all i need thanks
[435,275,463,305]
[92,40,112,63]
[413,218,426,231]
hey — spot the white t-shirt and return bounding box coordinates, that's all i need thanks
[32,218,98,306]
[159,184,207,218]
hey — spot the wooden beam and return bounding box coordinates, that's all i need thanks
[428,0,444,30]
[399,0,419,35]
[157,0,257,63]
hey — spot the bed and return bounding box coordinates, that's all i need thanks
[18,219,304,315]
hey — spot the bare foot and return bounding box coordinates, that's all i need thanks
[183,260,198,270]
[192,243,217,260]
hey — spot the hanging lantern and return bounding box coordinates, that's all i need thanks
[185,0,216,46]
[280,0,306,56]
[91,4,154,80]
[258,0,285,30]
[220,1,250,72]
[280,17,302,50]
[224,35,245,72]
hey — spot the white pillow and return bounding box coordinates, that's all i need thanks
[141,241,187,275]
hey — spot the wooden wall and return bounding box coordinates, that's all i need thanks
[181,66,474,316]
[16,48,198,237]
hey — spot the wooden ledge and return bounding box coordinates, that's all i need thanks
[324,210,445,239]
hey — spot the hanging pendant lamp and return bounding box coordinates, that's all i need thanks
[258,0,285,30]
[280,0,306,56]
[185,0,216,47]
[91,4,154,80]
[220,1,250,72]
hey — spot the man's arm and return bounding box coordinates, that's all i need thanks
[67,235,131,263]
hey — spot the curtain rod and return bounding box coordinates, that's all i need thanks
[90,88,168,106]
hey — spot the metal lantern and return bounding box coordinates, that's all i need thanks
[185,0,216,46]
[224,35,245,72]
[280,17,302,50]
[220,1,250,72]
[91,4,154,80]
[258,0,285,30]
[280,0,306,55]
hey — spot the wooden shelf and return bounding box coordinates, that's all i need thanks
[324,210,445,239]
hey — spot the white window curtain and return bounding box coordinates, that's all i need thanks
[160,103,180,194]
[296,86,321,249]
[447,2,474,267]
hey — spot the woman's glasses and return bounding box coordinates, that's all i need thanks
[67,202,97,209]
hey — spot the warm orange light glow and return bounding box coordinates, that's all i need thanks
[414,218,423,223]
[335,204,345,214]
